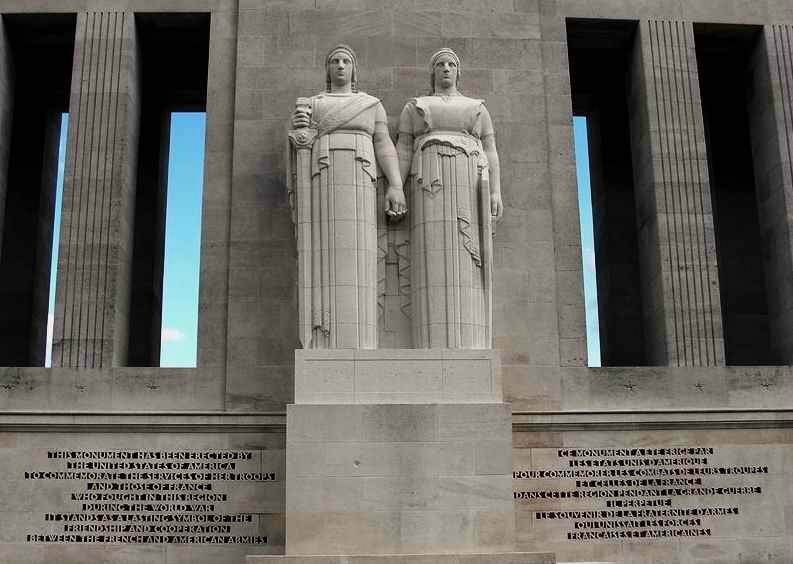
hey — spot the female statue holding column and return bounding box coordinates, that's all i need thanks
[397,48,503,349]
[289,44,405,349]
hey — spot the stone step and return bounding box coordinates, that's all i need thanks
[248,553,556,564]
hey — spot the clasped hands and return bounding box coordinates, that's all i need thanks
[385,185,406,220]
[386,188,502,221]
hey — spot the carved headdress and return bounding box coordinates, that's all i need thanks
[325,44,359,92]
[429,47,461,92]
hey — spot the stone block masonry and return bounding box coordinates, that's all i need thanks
[0,2,790,564]
[285,403,516,556]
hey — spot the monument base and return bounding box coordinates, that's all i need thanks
[285,403,515,555]
[270,349,554,561]
[248,553,555,563]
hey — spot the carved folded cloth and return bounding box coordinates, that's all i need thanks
[310,92,381,184]
[313,130,378,183]
[410,131,489,266]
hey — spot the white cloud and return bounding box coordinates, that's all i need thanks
[161,327,185,343]
[45,314,54,367]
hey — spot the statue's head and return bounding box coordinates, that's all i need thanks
[325,44,358,92]
[429,47,461,93]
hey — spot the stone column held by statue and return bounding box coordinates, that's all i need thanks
[288,97,318,351]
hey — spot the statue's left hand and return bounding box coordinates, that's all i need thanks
[385,185,407,221]
[491,191,503,221]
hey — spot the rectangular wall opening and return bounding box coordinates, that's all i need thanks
[694,24,782,365]
[126,13,209,366]
[45,113,68,367]
[573,116,601,367]
[0,14,75,366]
[160,112,205,367]
[567,19,647,366]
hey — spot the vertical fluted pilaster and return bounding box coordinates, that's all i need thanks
[0,17,13,264]
[747,25,793,362]
[52,12,140,368]
[628,20,725,367]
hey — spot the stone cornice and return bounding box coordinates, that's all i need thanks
[0,411,286,433]
[511,408,793,431]
[0,408,792,433]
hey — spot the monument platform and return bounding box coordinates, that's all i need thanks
[276,349,530,560]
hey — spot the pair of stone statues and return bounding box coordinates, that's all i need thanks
[288,45,502,350]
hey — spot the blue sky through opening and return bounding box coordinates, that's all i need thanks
[160,112,206,367]
[46,112,206,367]
[45,114,68,368]
[573,116,601,367]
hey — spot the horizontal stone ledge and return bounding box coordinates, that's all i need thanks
[0,411,286,433]
[512,408,793,431]
[248,554,556,564]
[0,408,791,432]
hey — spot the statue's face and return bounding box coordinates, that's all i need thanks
[433,54,458,90]
[327,51,353,88]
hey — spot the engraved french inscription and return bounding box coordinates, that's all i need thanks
[514,447,767,542]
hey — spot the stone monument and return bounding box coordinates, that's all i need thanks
[257,48,553,564]
[3,3,793,564]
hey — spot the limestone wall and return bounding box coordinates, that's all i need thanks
[0,1,792,563]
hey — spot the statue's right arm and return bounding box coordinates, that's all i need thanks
[396,104,414,184]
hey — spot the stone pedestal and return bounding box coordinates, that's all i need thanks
[295,349,503,404]
[249,350,554,563]
[285,402,514,555]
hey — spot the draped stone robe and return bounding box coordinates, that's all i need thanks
[398,95,495,348]
[289,92,385,349]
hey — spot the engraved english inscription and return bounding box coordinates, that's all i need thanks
[24,450,273,544]
[514,447,767,542]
